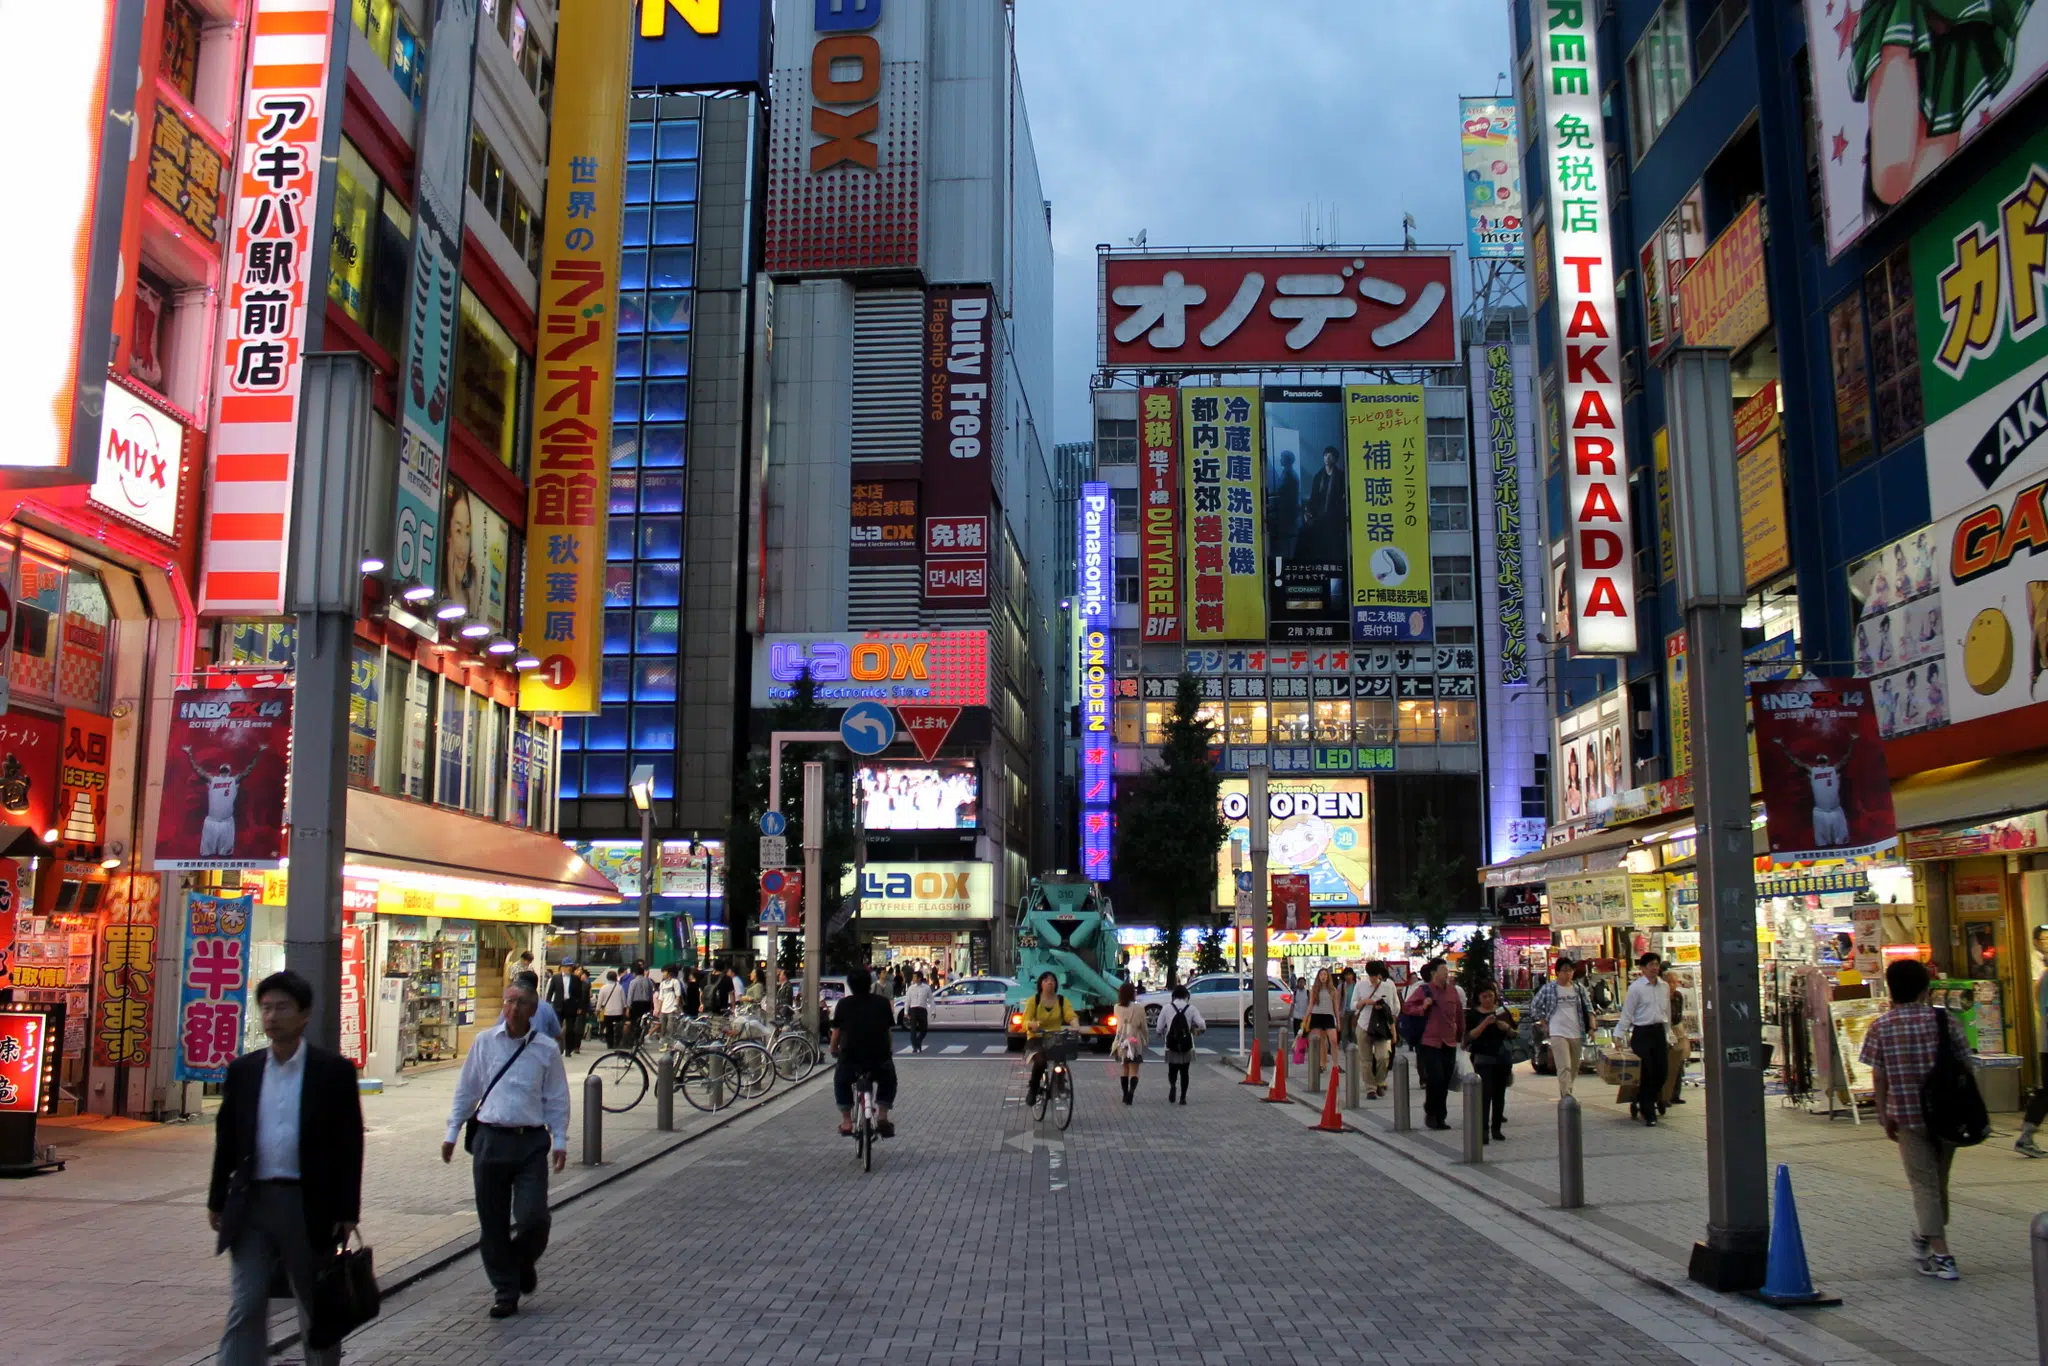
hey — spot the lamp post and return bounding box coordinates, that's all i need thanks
[630,764,655,971]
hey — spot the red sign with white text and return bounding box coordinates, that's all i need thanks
[895,706,962,761]
[1138,386,1182,641]
[340,924,367,1067]
[0,1010,48,1113]
[0,860,18,990]
[1101,252,1457,370]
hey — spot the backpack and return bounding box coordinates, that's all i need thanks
[1920,1006,1990,1147]
[1165,1004,1194,1054]
[1397,989,1427,1049]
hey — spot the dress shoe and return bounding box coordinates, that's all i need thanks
[489,1299,519,1319]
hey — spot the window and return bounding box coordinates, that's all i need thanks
[1397,699,1438,745]
[326,139,413,357]
[162,0,203,100]
[1269,701,1310,744]
[1143,700,1171,745]
[436,676,466,807]
[1432,555,1474,601]
[351,0,395,64]
[354,0,424,109]
[1195,701,1225,739]
[1111,486,1138,534]
[1226,701,1267,747]
[1426,417,1466,464]
[349,645,379,787]
[1095,418,1138,465]
[1114,556,1140,605]
[1438,700,1478,744]
[1114,701,1142,745]
[454,288,527,469]
[1427,485,1470,532]
[1435,624,1476,645]
[467,128,542,274]
[1354,699,1396,744]
[1627,0,1693,155]
[1313,700,1352,744]
[11,555,111,710]
[1865,246,1924,452]
[1694,0,1750,73]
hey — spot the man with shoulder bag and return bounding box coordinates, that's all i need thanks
[1529,957,1593,1097]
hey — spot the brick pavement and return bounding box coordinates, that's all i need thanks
[0,1047,820,1366]
[325,1049,1798,1366]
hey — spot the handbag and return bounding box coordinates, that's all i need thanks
[1291,1035,1309,1065]
[307,1231,380,1349]
[463,1033,535,1154]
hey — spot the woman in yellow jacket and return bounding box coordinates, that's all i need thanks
[1020,971,1076,1107]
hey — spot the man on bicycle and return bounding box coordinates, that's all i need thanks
[1019,971,1076,1107]
[830,968,896,1138]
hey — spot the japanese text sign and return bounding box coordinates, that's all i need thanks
[1182,387,1266,640]
[1139,387,1182,641]
[174,891,255,1084]
[1102,252,1456,369]
[1345,386,1431,642]
[1460,97,1524,261]
[340,923,367,1067]
[922,285,996,606]
[95,876,160,1068]
[202,0,337,613]
[1535,0,1637,655]
[520,0,635,713]
[1751,680,1898,863]
[850,480,920,562]
[0,1008,48,1113]
[153,688,292,870]
[390,0,482,591]
[148,96,227,244]
[57,709,113,862]
[1677,200,1769,352]
[1475,343,1529,684]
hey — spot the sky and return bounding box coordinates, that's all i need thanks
[1011,0,1517,445]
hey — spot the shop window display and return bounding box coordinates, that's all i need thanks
[454,288,526,469]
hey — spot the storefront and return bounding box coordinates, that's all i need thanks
[552,839,724,972]
[845,862,997,977]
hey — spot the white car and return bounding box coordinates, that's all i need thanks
[1135,974,1292,1032]
[895,975,1017,1030]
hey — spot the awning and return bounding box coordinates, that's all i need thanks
[345,790,621,905]
[1480,813,1696,888]
[1891,751,2048,834]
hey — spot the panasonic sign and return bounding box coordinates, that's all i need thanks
[1077,481,1111,627]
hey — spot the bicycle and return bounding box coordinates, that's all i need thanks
[588,1024,771,1114]
[765,1018,823,1083]
[849,1070,881,1171]
[1031,1029,1080,1131]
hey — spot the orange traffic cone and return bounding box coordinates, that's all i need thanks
[1313,1064,1345,1131]
[1263,1043,1290,1103]
[1240,1037,1265,1086]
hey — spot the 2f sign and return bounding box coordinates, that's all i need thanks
[641,0,718,36]
[812,0,883,171]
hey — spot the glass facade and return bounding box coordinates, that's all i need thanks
[558,102,698,802]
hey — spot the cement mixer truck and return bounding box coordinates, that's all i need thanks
[1003,875,1127,1053]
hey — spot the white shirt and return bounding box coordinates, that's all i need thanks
[904,983,934,1010]
[445,1022,572,1152]
[656,978,682,1014]
[254,1042,307,1180]
[1617,976,1672,1033]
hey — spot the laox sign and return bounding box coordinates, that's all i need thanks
[769,638,927,683]
[810,0,882,171]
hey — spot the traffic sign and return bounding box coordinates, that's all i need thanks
[759,834,788,867]
[759,894,790,928]
[839,701,896,756]
[1235,871,1253,894]
[760,868,793,896]
[895,705,961,761]
[759,810,787,837]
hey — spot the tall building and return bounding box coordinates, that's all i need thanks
[752,0,1056,974]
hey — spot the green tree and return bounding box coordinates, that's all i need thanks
[1116,673,1229,987]
[1192,922,1229,977]
[1456,928,1498,1000]
[1396,811,1463,962]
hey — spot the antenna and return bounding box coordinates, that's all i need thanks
[1128,228,1147,249]
[1401,213,1418,251]
[1496,69,1509,96]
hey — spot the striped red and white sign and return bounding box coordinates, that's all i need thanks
[199,0,335,615]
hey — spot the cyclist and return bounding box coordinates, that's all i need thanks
[830,967,896,1139]
[1020,970,1077,1107]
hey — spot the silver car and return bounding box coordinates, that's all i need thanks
[1135,974,1292,1032]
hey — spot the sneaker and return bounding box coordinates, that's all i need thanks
[1920,1253,1960,1281]
[2017,1136,2046,1159]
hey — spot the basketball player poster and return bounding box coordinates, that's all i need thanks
[1750,678,1897,863]
[152,687,292,870]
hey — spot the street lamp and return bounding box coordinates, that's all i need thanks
[630,763,655,970]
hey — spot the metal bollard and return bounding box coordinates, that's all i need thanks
[656,1053,675,1132]
[1460,1071,1484,1164]
[1558,1095,1584,1209]
[1310,1035,1325,1092]
[2033,1213,2048,1365]
[1345,1040,1360,1111]
[1392,1052,1412,1131]
[581,1072,603,1166]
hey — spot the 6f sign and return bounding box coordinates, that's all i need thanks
[812,0,882,171]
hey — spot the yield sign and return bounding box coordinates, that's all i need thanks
[895,705,961,761]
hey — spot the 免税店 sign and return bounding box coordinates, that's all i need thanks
[1535,0,1637,655]
[1139,387,1182,640]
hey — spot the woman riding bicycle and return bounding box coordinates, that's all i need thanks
[1020,971,1077,1107]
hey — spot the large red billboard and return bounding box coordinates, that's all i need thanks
[1751,679,1899,863]
[922,285,997,607]
[152,687,292,870]
[1100,252,1457,370]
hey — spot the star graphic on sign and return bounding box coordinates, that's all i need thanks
[1835,3,1858,57]
[1832,129,1849,162]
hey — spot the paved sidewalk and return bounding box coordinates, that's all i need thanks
[1242,1048,2043,1366]
[0,1049,820,1366]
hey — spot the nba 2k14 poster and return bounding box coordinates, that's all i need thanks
[1750,678,1898,863]
[152,687,292,870]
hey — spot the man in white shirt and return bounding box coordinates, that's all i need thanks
[443,980,571,1318]
[1615,952,1672,1126]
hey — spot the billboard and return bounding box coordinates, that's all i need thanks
[1554,690,1628,826]
[1473,342,1531,686]
[846,862,995,920]
[1752,680,1898,862]
[1077,482,1111,626]
[753,631,989,706]
[1534,0,1636,655]
[519,0,634,713]
[855,761,979,831]
[90,377,188,541]
[1138,386,1182,641]
[1100,252,1457,370]
[1459,97,1523,260]
[1182,387,1265,641]
[1215,778,1372,908]
[1802,0,2048,260]
[1080,622,1113,881]
[151,688,292,871]
[922,285,997,606]
[1677,200,1769,353]
[633,0,771,90]
[1345,385,1431,642]
[850,479,919,563]
[1848,527,1946,740]
[1262,386,1350,642]
[201,0,339,613]
[172,891,254,1085]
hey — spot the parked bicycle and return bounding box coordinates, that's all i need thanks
[586,1023,771,1114]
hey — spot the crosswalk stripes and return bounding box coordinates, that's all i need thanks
[941,1044,967,1054]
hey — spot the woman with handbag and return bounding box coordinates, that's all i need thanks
[1111,981,1149,1104]
[595,971,626,1048]
[1465,983,1518,1144]
[1300,967,1344,1079]
[1357,961,1401,1098]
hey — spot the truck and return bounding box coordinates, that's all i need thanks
[1003,875,1127,1052]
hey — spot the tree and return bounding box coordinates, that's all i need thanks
[1116,673,1228,987]
[1192,923,1229,977]
[1456,928,1498,1000]
[1395,811,1463,962]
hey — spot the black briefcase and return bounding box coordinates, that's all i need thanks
[307,1235,380,1349]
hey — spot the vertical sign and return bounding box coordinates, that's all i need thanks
[1666,629,1691,777]
[1270,874,1310,932]
[1751,680,1898,862]
[95,880,159,1068]
[1459,97,1523,260]
[519,0,635,713]
[339,922,367,1067]
[922,285,996,605]
[1182,387,1264,640]
[1076,482,1111,626]
[201,0,338,614]
[1346,385,1431,642]
[390,0,481,590]
[1535,0,1636,654]
[56,710,113,862]
[1262,386,1350,642]
[1481,344,1528,683]
[173,891,255,1083]
[0,860,18,991]
[1079,475,1114,881]
[1138,386,1182,641]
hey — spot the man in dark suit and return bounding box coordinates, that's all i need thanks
[552,962,592,1055]
[208,970,365,1366]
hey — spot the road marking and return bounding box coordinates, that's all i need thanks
[941,1044,967,1054]
[1047,1138,1067,1192]
[982,1045,1006,1054]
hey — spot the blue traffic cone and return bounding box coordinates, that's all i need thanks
[1751,1164,1841,1307]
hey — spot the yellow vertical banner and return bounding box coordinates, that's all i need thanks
[1345,386,1431,640]
[1181,387,1265,640]
[519,0,635,713]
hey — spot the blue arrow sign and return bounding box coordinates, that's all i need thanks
[839,701,896,756]
[759,810,788,837]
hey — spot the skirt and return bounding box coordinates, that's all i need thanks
[1850,0,2033,135]
[1309,1013,1337,1031]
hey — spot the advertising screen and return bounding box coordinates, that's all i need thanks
[1262,386,1349,642]
[1214,778,1372,908]
[856,761,979,831]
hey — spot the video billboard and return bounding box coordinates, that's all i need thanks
[1261,386,1350,642]
[1214,778,1372,908]
[855,761,979,831]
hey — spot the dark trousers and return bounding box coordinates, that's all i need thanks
[2027,1054,2048,1127]
[1477,1060,1509,1132]
[562,1009,586,1055]
[219,1182,338,1366]
[908,1007,929,1052]
[1167,1061,1190,1096]
[833,1060,898,1110]
[1417,1044,1456,1125]
[602,1014,624,1047]
[1631,1024,1670,1117]
[471,1125,552,1302]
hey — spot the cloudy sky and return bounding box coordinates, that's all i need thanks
[1011,0,1516,444]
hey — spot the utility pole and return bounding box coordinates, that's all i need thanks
[1248,764,1270,1053]
[1666,348,1768,1292]
[802,762,824,1038]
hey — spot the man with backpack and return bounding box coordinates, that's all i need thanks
[1860,957,1984,1281]
[1159,984,1205,1104]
